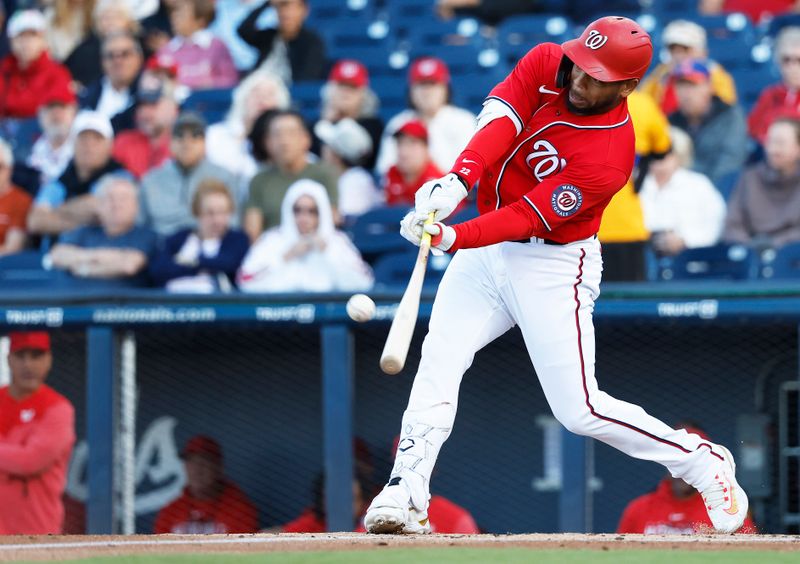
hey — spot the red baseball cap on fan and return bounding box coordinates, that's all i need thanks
[146,53,179,78]
[181,435,223,460]
[393,119,428,142]
[329,59,369,87]
[9,332,51,353]
[42,83,76,106]
[409,57,450,84]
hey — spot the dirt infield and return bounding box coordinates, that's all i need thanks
[0,533,798,562]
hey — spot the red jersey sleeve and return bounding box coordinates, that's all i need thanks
[521,163,629,234]
[616,497,648,534]
[485,43,563,133]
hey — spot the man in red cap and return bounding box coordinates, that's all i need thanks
[154,435,258,534]
[319,59,383,170]
[382,120,443,206]
[618,424,756,534]
[0,331,76,534]
[27,85,78,185]
[366,16,749,536]
[376,56,475,176]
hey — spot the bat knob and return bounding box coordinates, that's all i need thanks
[380,356,404,375]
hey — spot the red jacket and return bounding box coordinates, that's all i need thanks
[383,161,443,206]
[617,478,756,534]
[0,384,75,534]
[154,480,259,534]
[747,83,800,144]
[0,52,73,118]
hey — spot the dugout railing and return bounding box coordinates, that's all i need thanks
[0,282,798,534]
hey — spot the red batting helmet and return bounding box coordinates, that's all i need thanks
[559,16,653,84]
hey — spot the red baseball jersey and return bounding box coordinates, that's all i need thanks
[458,43,635,244]
[617,479,756,535]
[154,481,259,534]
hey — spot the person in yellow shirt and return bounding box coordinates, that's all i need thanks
[598,91,671,281]
[641,19,737,116]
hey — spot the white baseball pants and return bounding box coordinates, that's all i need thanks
[394,237,724,498]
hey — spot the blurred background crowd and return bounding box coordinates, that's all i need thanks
[1,0,800,291]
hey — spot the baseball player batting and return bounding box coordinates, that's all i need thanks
[365,16,748,535]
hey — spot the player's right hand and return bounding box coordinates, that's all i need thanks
[414,173,468,223]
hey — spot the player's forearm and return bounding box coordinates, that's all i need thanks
[449,117,518,188]
[450,198,543,251]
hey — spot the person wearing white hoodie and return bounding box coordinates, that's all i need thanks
[237,178,373,293]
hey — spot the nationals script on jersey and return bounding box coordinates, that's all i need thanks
[471,42,636,244]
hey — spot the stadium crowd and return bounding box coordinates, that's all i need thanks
[1,0,800,289]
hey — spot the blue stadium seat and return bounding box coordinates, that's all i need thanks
[733,66,778,111]
[290,81,325,123]
[384,0,439,36]
[410,44,484,77]
[707,37,757,70]
[406,17,482,48]
[1,118,42,162]
[306,0,374,25]
[370,76,409,116]
[449,69,507,113]
[714,170,741,201]
[689,13,755,43]
[449,203,480,223]
[0,252,59,289]
[496,15,572,68]
[659,244,757,280]
[762,242,800,279]
[327,46,405,78]
[348,205,411,260]
[372,248,451,288]
[181,89,233,125]
[766,13,800,37]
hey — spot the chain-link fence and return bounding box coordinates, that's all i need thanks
[11,315,798,535]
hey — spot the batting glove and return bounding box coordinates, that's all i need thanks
[424,223,456,255]
[414,173,468,223]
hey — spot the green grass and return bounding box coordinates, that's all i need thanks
[27,548,800,564]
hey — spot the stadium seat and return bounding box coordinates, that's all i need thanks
[714,170,741,201]
[290,81,325,123]
[707,37,757,70]
[733,66,778,112]
[0,252,59,290]
[689,13,755,43]
[406,17,482,48]
[410,44,485,77]
[659,244,757,280]
[306,0,374,25]
[1,118,42,162]
[496,15,572,68]
[370,76,409,116]
[372,248,451,289]
[766,13,800,37]
[326,46,405,78]
[450,69,507,113]
[762,242,800,279]
[181,88,233,124]
[349,205,411,260]
[384,0,440,37]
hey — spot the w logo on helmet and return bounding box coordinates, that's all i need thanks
[584,29,608,50]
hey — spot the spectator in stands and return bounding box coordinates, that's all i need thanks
[618,423,756,534]
[376,57,476,175]
[205,71,291,185]
[65,0,142,90]
[156,0,238,90]
[244,110,338,241]
[49,174,156,286]
[141,112,239,237]
[315,118,380,220]
[28,86,78,185]
[668,59,748,187]
[640,127,726,256]
[598,91,672,282]
[748,27,800,145]
[28,111,124,237]
[382,120,443,207]
[150,178,250,292]
[724,118,800,250]
[209,0,261,73]
[45,0,96,63]
[641,19,737,116]
[699,0,794,24]
[154,435,259,534]
[0,10,74,119]
[237,0,326,84]
[0,332,75,535]
[0,139,33,256]
[79,31,143,132]
[319,60,383,170]
[112,72,179,178]
[238,179,373,292]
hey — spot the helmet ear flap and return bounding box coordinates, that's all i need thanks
[556,56,573,89]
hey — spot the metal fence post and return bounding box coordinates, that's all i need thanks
[86,327,115,534]
[559,429,588,532]
[321,324,354,532]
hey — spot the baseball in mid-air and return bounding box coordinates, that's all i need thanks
[346,294,376,322]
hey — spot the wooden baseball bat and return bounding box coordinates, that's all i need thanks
[380,213,435,375]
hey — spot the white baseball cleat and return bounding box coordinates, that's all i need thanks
[364,478,431,534]
[700,445,749,533]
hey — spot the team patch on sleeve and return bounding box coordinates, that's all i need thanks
[550,184,583,217]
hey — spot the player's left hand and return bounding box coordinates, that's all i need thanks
[400,212,455,255]
[414,173,468,223]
